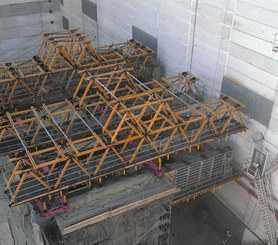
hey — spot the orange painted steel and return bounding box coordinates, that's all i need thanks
[0,67,246,206]
[0,29,154,111]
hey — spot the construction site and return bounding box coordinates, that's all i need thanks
[0,1,278,244]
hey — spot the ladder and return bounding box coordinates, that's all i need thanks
[255,174,277,245]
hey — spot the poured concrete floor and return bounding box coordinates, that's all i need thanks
[170,194,240,245]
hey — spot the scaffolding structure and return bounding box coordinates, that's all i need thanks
[59,196,173,245]
[53,175,176,245]
[0,29,154,110]
[0,29,247,212]
[0,28,251,245]
[0,67,247,207]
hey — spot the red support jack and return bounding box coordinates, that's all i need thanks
[146,161,163,177]
[36,196,70,218]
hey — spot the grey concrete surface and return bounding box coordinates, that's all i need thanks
[170,195,241,245]
[0,0,62,61]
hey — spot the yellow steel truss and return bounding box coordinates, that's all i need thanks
[0,67,246,206]
[0,29,154,111]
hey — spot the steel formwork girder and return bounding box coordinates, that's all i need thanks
[0,68,246,206]
[0,29,155,110]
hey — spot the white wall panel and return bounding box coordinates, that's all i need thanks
[240,0,278,12]
[235,1,278,29]
[231,30,278,61]
[227,56,277,90]
[233,15,277,42]
[229,43,278,76]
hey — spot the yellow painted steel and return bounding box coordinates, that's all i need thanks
[0,31,246,206]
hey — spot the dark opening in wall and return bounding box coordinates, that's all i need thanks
[60,0,64,5]
[62,16,69,29]
[132,26,157,56]
[81,0,97,22]
[221,77,273,127]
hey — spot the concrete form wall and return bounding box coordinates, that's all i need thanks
[0,0,62,61]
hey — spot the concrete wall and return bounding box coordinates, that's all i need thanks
[59,0,193,74]
[214,181,266,243]
[0,0,62,61]
[59,0,97,45]
[189,0,232,92]
[97,0,195,75]
[187,0,278,166]
[221,0,278,166]
[199,191,263,244]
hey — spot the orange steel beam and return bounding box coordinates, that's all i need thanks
[0,68,246,206]
[0,29,155,111]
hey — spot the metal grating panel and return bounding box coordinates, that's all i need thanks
[81,0,97,22]
[221,77,273,127]
[132,26,158,55]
